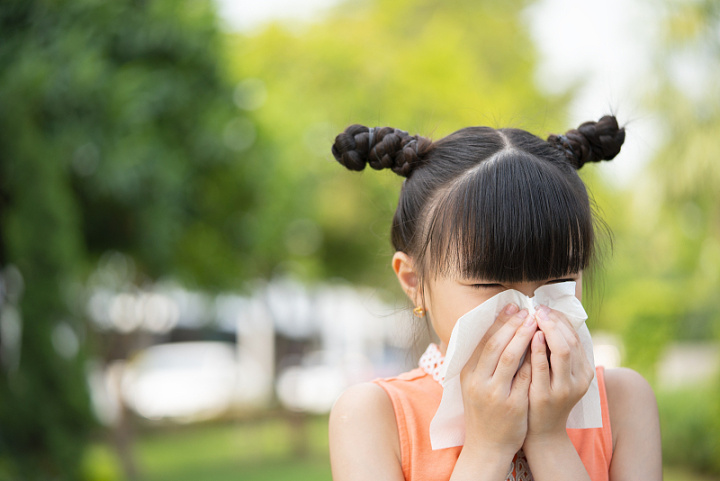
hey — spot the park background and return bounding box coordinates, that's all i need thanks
[1,0,719,480]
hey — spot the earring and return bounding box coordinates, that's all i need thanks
[413,306,426,318]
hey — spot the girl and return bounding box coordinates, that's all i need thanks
[328,117,662,481]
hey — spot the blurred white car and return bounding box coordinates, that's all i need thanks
[121,341,269,422]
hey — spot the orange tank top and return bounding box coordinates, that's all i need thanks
[373,366,613,481]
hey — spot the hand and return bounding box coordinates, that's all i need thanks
[459,304,537,457]
[525,305,594,445]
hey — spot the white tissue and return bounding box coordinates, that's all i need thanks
[429,281,601,450]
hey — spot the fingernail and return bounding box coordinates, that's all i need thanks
[504,304,519,315]
[536,306,549,322]
[524,314,535,327]
[515,309,528,321]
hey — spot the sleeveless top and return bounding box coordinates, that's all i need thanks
[373,345,613,481]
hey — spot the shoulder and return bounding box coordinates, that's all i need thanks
[329,382,404,481]
[604,367,659,434]
[603,367,658,421]
[603,368,662,480]
[604,367,655,400]
[330,382,396,431]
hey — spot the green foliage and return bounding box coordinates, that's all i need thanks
[0,0,265,289]
[588,0,720,380]
[658,386,720,475]
[593,3,720,473]
[81,446,124,481]
[0,0,248,478]
[648,9,720,471]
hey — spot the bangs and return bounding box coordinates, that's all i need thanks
[418,150,594,282]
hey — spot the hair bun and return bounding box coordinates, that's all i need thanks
[548,115,626,169]
[331,124,429,177]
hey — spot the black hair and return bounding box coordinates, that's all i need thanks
[331,117,625,287]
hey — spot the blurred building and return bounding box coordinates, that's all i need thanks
[87,276,415,423]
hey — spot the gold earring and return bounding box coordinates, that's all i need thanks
[413,306,426,318]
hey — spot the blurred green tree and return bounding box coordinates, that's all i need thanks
[0,0,252,479]
[597,0,720,376]
[641,2,720,474]
[586,2,720,474]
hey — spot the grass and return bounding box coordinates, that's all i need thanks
[86,413,720,481]
[134,414,331,481]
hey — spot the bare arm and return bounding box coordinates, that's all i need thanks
[329,383,404,481]
[605,368,662,481]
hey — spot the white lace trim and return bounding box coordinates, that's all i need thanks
[418,344,534,481]
[418,343,444,383]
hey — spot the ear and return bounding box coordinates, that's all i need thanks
[392,251,421,305]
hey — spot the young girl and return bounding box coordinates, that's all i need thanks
[328,117,662,481]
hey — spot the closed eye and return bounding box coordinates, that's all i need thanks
[467,278,576,289]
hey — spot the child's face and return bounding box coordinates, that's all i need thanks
[423,272,583,355]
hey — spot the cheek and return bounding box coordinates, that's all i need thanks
[427,290,490,343]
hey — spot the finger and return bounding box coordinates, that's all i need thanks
[463,303,520,375]
[554,320,591,379]
[491,313,537,382]
[511,344,533,397]
[542,306,581,346]
[542,307,593,383]
[475,308,530,378]
[499,302,520,322]
[538,306,584,374]
[555,320,579,351]
[530,330,549,388]
[536,311,572,380]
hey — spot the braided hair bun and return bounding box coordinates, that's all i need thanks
[331,124,431,177]
[548,115,626,169]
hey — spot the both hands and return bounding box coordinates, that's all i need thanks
[459,304,594,456]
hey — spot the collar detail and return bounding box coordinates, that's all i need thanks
[418,343,445,384]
